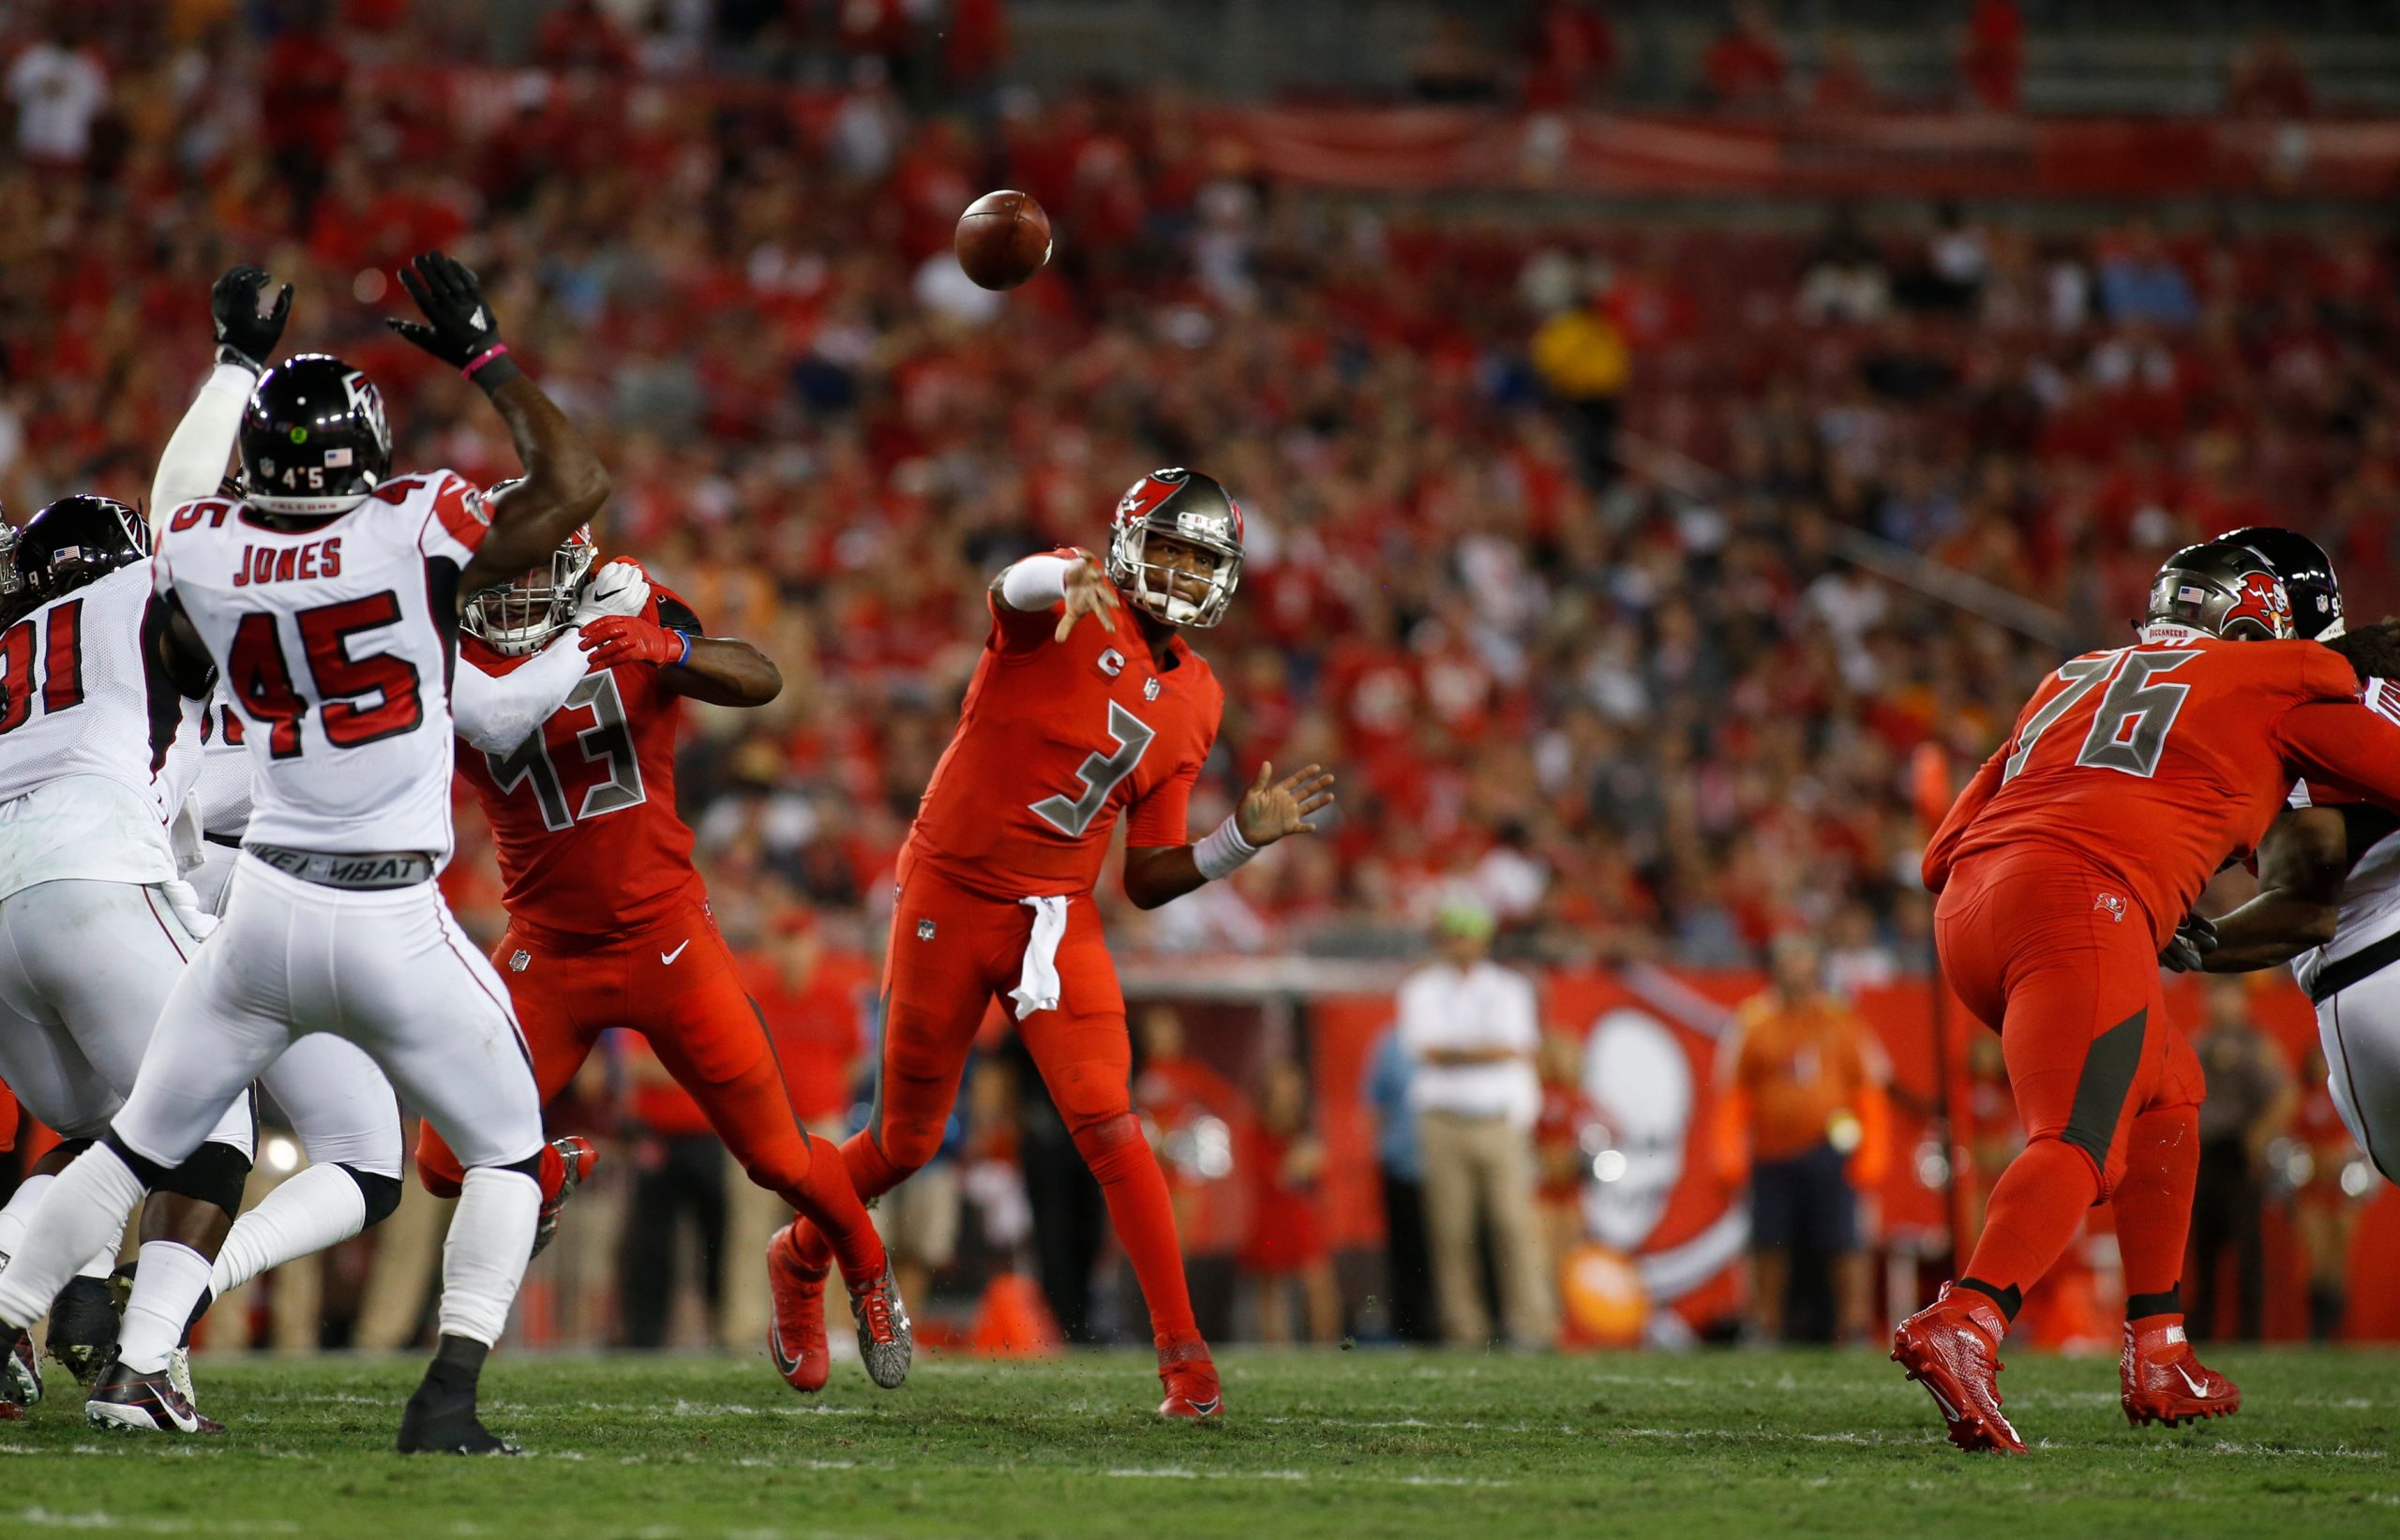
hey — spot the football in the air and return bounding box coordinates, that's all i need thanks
[954,190,1053,291]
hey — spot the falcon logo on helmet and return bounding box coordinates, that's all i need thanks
[1104,468,1244,629]
[462,487,595,656]
[2142,540,2295,642]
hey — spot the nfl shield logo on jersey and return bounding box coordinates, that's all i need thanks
[509,949,532,972]
[918,920,936,941]
[1144,678,1160,701]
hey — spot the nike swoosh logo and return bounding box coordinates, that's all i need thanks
[2171,1361,2210,1398]
[661,940,690,965]
[1187,1396,1222,1415]
[768,1322,801,1375]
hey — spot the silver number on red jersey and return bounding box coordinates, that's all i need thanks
[2002,652,2114,785]
[2073,650,2197,778]
[482,671,645,831]
[1029,699,1155,838]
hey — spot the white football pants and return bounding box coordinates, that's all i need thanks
[2318,962,2400,1186]
[0,878,252,1153]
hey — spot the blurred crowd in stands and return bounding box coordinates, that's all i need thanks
[8,4,2392,979]
[3,0,2395,1346]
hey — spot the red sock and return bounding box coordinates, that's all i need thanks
[1072,1114,1201,1354]
[783,1134,893,1289]
[789,1131,909,1278]
[535,1140,564,1202]
[1956,1136,2100,1326]
[2110,1104,2198,1323]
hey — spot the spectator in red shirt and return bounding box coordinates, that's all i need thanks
[260,1,350,229]
[743,909,867,1139]
[1703,2,1789,112]
[535,0,638,76]
[1958,0,2023,113]
[1239,1055,1340,1345]
[2227,27,2314,120]
[1522,0,1617,110]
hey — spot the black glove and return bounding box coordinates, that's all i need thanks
[385,251,507,376]
[211,265,291,372]
[2161,912,2219,973]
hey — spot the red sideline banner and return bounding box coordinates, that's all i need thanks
[1193,107,2400,201]
[346,59,2400,202]
[1299,965,2400,1343]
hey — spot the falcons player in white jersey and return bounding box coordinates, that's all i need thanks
[128,271,619,1375]
[2170,529,2400,1187]
[0,493,261,1429]
[0,251,609,1454]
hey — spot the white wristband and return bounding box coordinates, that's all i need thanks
[1192,814,1259,882]
[999,553,1076,611]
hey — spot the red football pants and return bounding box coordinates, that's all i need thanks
[804,853,1202,1352]
[416,902,841,1209]
[1936,848,2206,1198]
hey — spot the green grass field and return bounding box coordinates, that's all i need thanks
[5,1348,2397,1538]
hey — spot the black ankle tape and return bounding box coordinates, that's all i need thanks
[1958,1278,2024,1323]
[341,1166,404,1229]
[2126,1286,2182,1321]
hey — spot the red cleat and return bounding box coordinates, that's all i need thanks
[2121,1319,2241,1428]
[766,1222,831,1395]
[530,1135,596,1261]
[1158,1356,1223,1420]
[1892,1283,2027,1455]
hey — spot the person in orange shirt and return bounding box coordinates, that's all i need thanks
[1713,933,1891,1343]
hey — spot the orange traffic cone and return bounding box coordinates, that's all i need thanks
[969,1270,1065,1358]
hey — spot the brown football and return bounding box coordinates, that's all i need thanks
[954,190,1053,291]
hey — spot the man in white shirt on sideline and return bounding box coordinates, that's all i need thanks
[1397,900,1558,1349]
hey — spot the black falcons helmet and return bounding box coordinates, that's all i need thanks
[2217,525,2343,640]
[239,353,393,518]
[17,496,150,604]
[2143,540,2294,641]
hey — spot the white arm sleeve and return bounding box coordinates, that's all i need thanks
[451,629,592,753]
[998,553,1075,611]
[149,363,257,531]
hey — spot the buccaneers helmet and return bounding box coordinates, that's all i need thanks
[15,495,150,604]
[1103,468,1244,628]
[2217,525,2342,640]
[462,488,595,656]
[239,354,393,518]
[2143,540,2294,641]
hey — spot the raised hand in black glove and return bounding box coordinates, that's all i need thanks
[212,265,292,373]
[2161,911,2219,973]
[385,251,512,381]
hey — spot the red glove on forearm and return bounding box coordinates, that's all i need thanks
[578,614,689,670]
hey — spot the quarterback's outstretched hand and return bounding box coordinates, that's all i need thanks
[2161,911,2219,973]
[1055,553,1120,642]
[387,251,504,371]
[212,265,292,372]
[580,613,687,670]
[1235,762,1337,846]
[575,559,651,620]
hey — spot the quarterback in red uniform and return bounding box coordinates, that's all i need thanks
[413,527,909,1388]
[1900,539,2400,1453]
[770,469,1334,1417]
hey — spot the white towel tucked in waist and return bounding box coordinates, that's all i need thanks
[1008,895,1072,1019]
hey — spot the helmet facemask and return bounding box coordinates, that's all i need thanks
[1106,516,1242,629]
[463,530,596,656]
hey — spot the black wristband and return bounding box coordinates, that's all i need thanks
[469,353,524,394]
[215,346,263,376]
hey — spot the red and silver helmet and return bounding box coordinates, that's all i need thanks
[2143,540,2294,642]
[462,486,596,655]
[1104,468,1244,628]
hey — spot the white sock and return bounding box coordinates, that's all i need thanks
[211,1165,368,1297]
[0,1173,53,1263]
[436,1166,538,1347]
[0,1144,147,1330]
[117,1240,215,1375]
